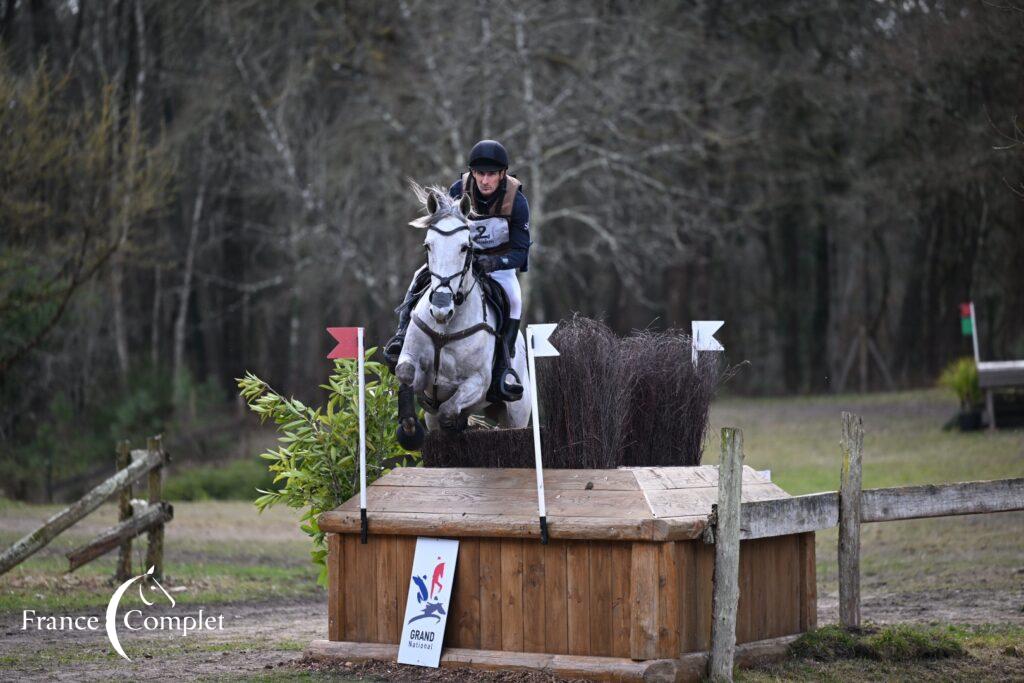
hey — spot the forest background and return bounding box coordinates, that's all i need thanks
[1,0,1021,501]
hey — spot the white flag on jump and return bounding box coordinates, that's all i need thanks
[691,321,724,366]
[529,323,560,357]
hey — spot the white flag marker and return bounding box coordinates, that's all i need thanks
[526,323,559,544]
[356,327,368,542]
[692,320,725,366]
[326,326,368,542]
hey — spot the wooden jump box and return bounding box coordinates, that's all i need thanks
[311,466,816,681]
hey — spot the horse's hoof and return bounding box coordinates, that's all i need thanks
[396,419,424,450]
[439,413,467,433]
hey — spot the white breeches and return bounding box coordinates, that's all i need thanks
[488,269,522,319]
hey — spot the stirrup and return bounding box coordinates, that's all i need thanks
[487,367,523,403]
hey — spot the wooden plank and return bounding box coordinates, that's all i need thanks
[478,538,503,650]
[657,541,681,656]
[342,534,359,641]
[306,639,684,680]
[375,535,399,644]
[588,542,614,656]
[337,486,652,519]
[567,542,592,655]
[798,532,817,632]
[500,539,524,651]
[838,412,863,629]
[144,436,165,580]
[522,539,546,654]
[543,540,569,655]
[380,467,641,491]
[65,502,173,572]
[647,483,788,518]
[319,510,677,541]
[449,538,480,649]
[737,492,839,540]
[709,427,743,680]
[629,541,659,660]
[609,543,632,658]
[394,536,416,640]
[0,448,163,577]
[735,538,754,644]
[115,440,132,582]
[861,478,1024,521]
[327,534,342,641]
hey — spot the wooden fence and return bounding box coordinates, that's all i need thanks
[0,436,171,579]
[705,412,1024,681]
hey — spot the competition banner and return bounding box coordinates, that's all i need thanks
[397,538,460,667]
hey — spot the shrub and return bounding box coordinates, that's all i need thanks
[790,624,965,662]
[164,459,275,501]
[236,349,418,584]
[937,357,981,412]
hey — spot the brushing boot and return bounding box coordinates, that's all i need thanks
[486,318,523,403]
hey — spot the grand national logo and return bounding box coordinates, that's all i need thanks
[407,556,447,625]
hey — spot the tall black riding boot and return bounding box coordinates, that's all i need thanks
[486,318,524,403]
[384,265,431,370]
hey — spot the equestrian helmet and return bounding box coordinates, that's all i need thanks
[467,140,509,172]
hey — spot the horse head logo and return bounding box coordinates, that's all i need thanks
[105,566,175,661]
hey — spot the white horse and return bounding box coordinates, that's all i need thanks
[395,184,532,435]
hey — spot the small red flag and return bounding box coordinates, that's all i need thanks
[327,327,361,359]
[959,303,972,319]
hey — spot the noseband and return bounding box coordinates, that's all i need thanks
[426,223,477,308]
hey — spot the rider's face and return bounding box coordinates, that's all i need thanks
[471,169,504,196]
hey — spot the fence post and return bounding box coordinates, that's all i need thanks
[144,435,166,579]
[709,427,744,682]
[839,412,864,628]
[116,440,133,582]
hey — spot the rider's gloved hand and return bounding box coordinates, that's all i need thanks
[474,254,509,273]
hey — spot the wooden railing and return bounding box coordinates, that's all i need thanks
[0,436,171,579]
[704,413,1024,681]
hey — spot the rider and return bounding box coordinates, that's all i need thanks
[384,139,531,403]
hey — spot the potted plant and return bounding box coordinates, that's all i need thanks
[938,357,982,431]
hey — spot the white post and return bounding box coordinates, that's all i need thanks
[969,302,981,363]
[357,327,368,543]
[526,326,549,543]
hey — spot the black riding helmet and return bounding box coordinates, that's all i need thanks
[467,140,509,172]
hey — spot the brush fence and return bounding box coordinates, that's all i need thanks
[314,466,815,678]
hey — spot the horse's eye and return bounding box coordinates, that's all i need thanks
[461,245,469,252]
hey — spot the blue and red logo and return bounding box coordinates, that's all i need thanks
[408,557,447,624]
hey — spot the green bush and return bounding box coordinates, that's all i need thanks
[237,348,418,584]
[937,357,981,412]
[164,459,275,501]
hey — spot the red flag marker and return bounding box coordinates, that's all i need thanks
[327,327,360,359]
[326,326,369,543]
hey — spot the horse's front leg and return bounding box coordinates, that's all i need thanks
[438,375,487,431]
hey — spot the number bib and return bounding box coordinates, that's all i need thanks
[468,216,510,251]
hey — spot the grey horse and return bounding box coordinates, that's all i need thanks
[395,184,532,434]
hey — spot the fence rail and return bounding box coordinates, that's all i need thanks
[0,437,169,578]
[705,414,1024,681]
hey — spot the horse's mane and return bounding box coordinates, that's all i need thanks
[408,180,463,226]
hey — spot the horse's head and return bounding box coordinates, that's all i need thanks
[409,183,474,325]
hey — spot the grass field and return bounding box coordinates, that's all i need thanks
[0,388,1021,681]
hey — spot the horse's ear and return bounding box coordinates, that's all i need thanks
[426,191,440,215]
[408,215,432,229]
[458,192,472,217]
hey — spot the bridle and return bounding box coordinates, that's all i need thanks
[425,222,479,309]
[415,217,495,410]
